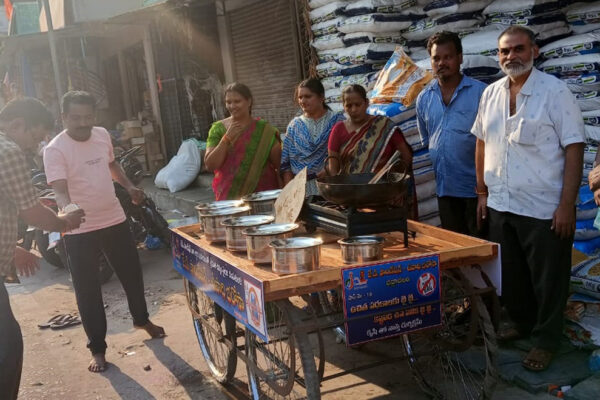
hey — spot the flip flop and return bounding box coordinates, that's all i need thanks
[50,314,82,330]
[38,314,67,329]
[522,347,553,372]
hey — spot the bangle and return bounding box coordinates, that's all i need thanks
[476,189,488,195]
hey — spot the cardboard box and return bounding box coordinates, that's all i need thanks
[124,127,143,139]
[130,137,145,145]
[122,120,141,129]
[141,123,154,135]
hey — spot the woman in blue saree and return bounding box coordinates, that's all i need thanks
[281,78,344,196]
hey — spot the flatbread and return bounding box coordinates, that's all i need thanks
[275,168,307,223]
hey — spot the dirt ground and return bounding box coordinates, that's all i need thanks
[7,248,552,400]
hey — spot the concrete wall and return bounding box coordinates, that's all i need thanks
[71,0,143,23]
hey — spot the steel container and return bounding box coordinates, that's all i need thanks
[199,206,251,242]
[221,215,275,252]
[195,200,245,223]
[243,223,299,264]
[242,189,282,216]
[269,237,323,274]
[338,236,385,264]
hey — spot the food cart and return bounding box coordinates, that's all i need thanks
[171,218,500,400]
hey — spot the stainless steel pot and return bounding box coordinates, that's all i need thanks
[221,215,275,252]
[243,223,299,264]
[199,206,251,242]
[269,237,323,274]
[338,236,385,264]
[195,200,245,223]
[242,189,282,216]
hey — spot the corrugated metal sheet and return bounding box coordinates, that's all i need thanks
[229,0,301,131]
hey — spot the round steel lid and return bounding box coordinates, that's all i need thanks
[221,215,275,227]
[199,206,250,217]
[338,236,385,246]
[242,189,282,202]
[269,237,324,249]
[242,223,299,236]
[195,200,244,211]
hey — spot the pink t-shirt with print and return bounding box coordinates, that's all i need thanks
[44,127,126,235]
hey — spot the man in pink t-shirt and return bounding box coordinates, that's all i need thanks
[44,91,165,373]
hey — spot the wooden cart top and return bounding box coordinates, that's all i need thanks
[173,221,498,301]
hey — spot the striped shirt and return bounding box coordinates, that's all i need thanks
[0,133,38,276]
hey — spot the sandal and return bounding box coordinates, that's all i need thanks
[38,314,67,329]
[522,347,553,372]
[50,314,81,330]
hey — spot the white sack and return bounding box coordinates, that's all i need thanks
[154,140,201,193]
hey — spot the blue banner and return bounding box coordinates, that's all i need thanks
[341,254,442,346]
[172,231,269,342]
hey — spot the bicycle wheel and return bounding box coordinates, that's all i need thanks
[246,300,321,400]
[184,279,237,383]
[402,269,497,400]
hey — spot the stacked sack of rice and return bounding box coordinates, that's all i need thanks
[537,26,600,252]
[481,0,572,46]
[311,0,417,111]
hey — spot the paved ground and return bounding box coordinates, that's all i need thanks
[7,246,559,400]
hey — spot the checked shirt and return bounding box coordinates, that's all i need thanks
[0,133,38,276]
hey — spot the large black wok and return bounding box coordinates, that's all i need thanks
[316,172,408,208]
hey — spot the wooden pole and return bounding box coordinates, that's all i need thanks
[42,0,64,111]
[143,24,167,161]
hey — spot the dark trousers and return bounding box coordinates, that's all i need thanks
[64,221,149,355]
[0,282,23,400]
[437,196,480,237]
[488,209,572,351]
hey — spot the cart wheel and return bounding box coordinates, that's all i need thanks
[246,300,321,399]
[402,270,497,400]
[184,279,237,383]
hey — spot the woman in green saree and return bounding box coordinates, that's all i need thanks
[204,83,281,200]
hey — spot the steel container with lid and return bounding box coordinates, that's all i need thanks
[199,206,251,242]
[221,215,275,252]
[243,223,299,264]
[338,236,385,264]
[195,200,245,224]
[269,237,323,274]
[242,189,282,216]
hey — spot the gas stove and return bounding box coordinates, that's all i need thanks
[300,196,410,247]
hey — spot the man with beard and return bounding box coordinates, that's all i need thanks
[43,91,165,373]
[472,26,584,371]
[416,31,487,235]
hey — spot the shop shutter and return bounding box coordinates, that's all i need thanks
[229,0,302,132]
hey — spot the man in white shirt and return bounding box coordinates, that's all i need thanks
[472,26,585,371]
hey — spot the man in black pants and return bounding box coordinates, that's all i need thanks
[416,31,487,236]
[1,98,85,399]
[44,91,165,373]
[473,26,584,371]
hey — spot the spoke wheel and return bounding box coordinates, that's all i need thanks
[403,270,497,400]
[246,300,321,399]
[184,279,237,383]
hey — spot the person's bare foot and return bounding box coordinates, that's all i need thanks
[88,353,107,373]
[135,320,166,338]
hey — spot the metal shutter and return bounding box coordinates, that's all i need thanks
[229,0,301,131]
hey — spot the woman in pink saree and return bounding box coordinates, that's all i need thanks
[204,83,281,200]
